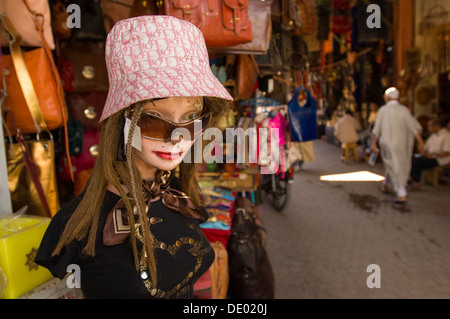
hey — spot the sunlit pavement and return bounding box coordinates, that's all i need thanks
[261,139,450,298]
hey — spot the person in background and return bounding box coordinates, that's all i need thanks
[371,87,425,205]
[409,118,450,189]
[334,109,362,145]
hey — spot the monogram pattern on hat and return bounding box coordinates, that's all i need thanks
[101,16,233,122]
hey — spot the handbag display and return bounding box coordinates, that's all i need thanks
[165,0,253,48]
[227,195,274,299]
[208,0,272,55]
[0,0,55,49]
[0,15,68,136]
[59,41,109,92]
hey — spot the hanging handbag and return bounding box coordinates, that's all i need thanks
[253,29,284,76]
[165,0,253,48]
[227,195,274,299]
[51,0,72,40]
[129,0,164,17]
[3,109,59,218]
[0,14,68,136]
[102,0,134,33]
[281,0,302,31]
[236,54,259,100]
[299,0,317,35]
[208,0,272,54]
[65,91,107,131]
[59,41,109,92]
[288,86,318,142]
[0,0,55,49]
[0,12,74,182]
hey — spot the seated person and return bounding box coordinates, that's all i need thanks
[334,109,362,145]
[410,118,450,188]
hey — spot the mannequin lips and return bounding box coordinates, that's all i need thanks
[152,151,183,160]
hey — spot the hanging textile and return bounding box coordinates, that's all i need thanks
[288,86,318,142]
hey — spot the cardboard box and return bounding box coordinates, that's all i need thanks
[0,215,53,299]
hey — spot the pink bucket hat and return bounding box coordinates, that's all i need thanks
[100,15,233,122]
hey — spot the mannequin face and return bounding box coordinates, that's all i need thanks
[132,97,203,179]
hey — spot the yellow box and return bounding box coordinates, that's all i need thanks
[0,215,53,299]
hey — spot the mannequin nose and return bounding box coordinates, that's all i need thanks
[169,133,183,144]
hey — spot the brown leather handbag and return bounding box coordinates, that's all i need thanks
[51,0,71,40]
[236,54,259,100]
[65,91,107,131]
[59,41,109,92]
[208,0,272,54]
[165,0,253,48]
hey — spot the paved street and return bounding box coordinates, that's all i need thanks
[261,140,450,299]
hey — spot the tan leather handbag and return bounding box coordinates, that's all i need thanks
[165,0,253,48]
[0,14,67,136]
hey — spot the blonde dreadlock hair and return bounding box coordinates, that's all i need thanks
[52,96,230,287]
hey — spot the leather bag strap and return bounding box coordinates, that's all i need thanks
[0,15,48,134]
[18,0,74,182]
[22,0,74,181]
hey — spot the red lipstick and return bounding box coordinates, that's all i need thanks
[153,151,183,160]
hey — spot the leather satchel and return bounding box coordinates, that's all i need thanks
[208,0,272,54]
[165,0,253,48]
[227,195,274,298]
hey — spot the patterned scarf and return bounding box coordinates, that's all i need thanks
[103,170,204,246]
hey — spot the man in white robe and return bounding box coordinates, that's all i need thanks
[370,88,424,204]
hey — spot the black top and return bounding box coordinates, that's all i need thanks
[35,179,214,299]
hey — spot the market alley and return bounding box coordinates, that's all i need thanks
[262,140,450,299]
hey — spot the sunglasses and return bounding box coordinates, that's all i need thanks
[137,112,211,142]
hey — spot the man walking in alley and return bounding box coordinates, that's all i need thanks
[370,87,425,205]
